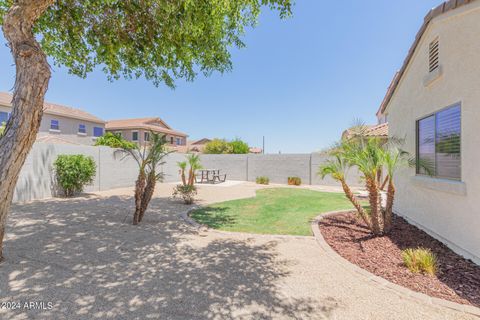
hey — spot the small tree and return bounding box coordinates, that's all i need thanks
[173,154,202,204]
[95,132,137,150]
[320,136,428,236]
[204,139,231,154]
[116,132,170,225]
[53,155,96,197]
[228,138,250,154]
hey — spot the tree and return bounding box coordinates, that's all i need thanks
[95,132,137,150]
[204,138,231,154]
[229,138,250,154]
[0,0,292,261]
[320,136,428,236]
[204,138,250,154]
[116,132,170,225]
[173,154,202,204]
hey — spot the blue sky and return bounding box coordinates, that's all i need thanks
[0,0,442,153]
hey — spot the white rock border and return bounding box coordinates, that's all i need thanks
[311,210,480,317]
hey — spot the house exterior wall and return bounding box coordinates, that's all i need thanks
[0,104,104,145]
[385,2,480,264]
[107,128,187,146]
[38,113,105,145]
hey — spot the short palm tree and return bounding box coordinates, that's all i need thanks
[319,154,371,229]
[116,132,171,225]
[186,154,202,186]
[320,132,428,236]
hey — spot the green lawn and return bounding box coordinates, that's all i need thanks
[190,188,354,236]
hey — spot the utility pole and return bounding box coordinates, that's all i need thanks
[262,136,265,154]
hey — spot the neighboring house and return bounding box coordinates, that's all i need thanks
[249,147,263,154]
[0,92,105,145]
[379,0,480,264]
[341,122,388,141]
[105,117,188,148]
[186,138,211,153]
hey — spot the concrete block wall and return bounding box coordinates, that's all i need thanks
[13,143,363,203]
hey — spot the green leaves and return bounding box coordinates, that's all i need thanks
[1,0,292,87]
[204,137,250,154]
[94,132,137,149]
[53,154,96,197]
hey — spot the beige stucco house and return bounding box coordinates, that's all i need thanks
[105,117,188,149]
[0,92,105,145]
[379,0,480,264]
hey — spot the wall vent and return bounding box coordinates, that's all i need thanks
[429,39,439,73]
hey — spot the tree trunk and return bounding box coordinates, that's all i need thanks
[366,178,382,235]
[180,169,186,186]
[138,171,156,223]
[0,0,54,261]
[383,179,395,234]
[340,179,372,230]
[133,170,146,225]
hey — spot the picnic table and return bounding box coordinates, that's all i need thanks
[195,169,227,184]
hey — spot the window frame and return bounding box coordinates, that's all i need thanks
[144,131,150,142]
[416,102,462,181]
[78,124,86,134]
[0,111,9,124]
[93,126,104,137]
[50,119,60,131]
[132,131,139,141]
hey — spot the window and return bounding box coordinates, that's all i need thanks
[78,124,86,134]
[416,104,461,180]
[93,127,104,137]
[50,119,59,130]
[144,132,150,142]
[176,137,183,145]
[429,39,439,73]
[0,111,9,124]
[170,137,174,144]
[132,131,139,141]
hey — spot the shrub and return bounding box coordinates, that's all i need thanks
[402,248,437,276]
[54,155,96,197]
[228,138,249,154]
[256,176,269,185]
[95,132,137,149]
[288,177,301,186]
[204,138,231,154]
[173,184,198,204]
[0,121,5,137]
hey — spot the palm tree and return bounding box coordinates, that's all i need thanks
[186,154,202,186]
[319,154,371,229]
[116,132,171,225]
[177,161,187,186]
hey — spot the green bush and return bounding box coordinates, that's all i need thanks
[402,248,437,276]
[173,184,198,204]
[204,138,231,154]
[228,138,250,154]
[54,155,96,197]
[288,177,301,186]
[256,176,270,185]
[204,137,250,154]
[95,132,137,149]
[0,121,5,137]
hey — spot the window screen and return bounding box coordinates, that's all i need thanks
[416,104,461,180]
[50,119,59,130]
[93,127,104,137]
[78,124,86,134]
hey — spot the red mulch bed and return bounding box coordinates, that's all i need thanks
[319,212,480,307]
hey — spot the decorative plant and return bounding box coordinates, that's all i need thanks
[116,132,171,225]
[53,155,96,197]
[256,176,270,185]
[174,154,202,204]
[319,128,432,236]
[95,132,137,150]
[402,248,437,275]
[172,185,197,205]
[0,122,5,137]
[287,177,301,186]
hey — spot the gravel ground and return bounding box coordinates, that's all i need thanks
[0,182,475,319]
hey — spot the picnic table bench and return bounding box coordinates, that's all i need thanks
[195,169,227,184]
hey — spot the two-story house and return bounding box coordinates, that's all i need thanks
[0,92,105,145]
[379,0,480,264]
[105,117,188,149]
